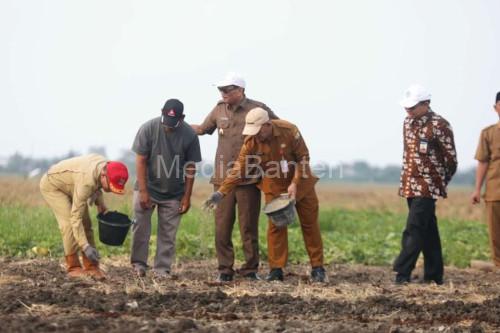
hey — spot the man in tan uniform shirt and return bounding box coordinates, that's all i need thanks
[204,108,326,282]
[39,154,129,279]
[471,91,500,267]
[192,73,278,281]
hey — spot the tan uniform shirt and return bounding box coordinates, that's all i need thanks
[199,97,278,185]
[219,120,318,200]
[475,122,500,201]
[46,154,106,248]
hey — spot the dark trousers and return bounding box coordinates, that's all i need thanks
[393,197,443,280]
[214,184,261,275]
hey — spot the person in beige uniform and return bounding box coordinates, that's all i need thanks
[192,72,278,281]
[471,91,500,268]
[39,154,129,279]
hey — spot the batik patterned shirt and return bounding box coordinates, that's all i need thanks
[399,111,457,199]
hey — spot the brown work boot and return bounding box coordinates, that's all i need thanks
[65,254,86,278]
[81,253,106,281]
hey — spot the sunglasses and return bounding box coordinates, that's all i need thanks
[218,85,239,94]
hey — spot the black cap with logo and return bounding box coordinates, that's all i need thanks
[161,99,184,128]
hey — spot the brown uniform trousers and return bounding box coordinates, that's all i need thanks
[199,97,278,275]
[475,122,500,266]
[219,119,324,269]
[486,202,500,266]
[265,186,323,269]
[214,184,261,275]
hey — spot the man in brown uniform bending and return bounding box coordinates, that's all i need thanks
[191,73,278,281]
[203,107,326,282]
[471,91,500,268]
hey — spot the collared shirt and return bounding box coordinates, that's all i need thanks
[218,120,318,200]
[46,154,107,248]
[199,97,278,185]
[475,121,500,201]
[399,111,458,199]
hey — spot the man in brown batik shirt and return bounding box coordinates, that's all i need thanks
[393,84,457,285]
[471,91,500,268]
[191,72,278,282]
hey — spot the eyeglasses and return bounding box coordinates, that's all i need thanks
[218,85,239,94]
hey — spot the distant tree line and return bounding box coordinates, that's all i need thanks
[312,161,475,186]
[0,150,475,186]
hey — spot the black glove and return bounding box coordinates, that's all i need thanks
[202,191,224,211]
[83,245,100,263]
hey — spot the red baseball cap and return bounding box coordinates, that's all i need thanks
[106,161,129,194]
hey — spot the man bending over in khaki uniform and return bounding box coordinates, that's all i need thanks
[40,154,129,280]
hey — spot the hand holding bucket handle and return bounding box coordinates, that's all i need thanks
[280,192,296,206]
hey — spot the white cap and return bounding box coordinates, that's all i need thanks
[242,107,269,136]
[400,84,431,108]
[215,72,246,88]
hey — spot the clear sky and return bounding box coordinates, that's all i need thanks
[1,0,499,169]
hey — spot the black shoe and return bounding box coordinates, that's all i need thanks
[243,272,260,280]
[311,266,326,283]
[265,268,284,281]
[394,273,410,285]
[217,273,233,282]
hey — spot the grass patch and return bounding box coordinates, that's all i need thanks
[0,204,490,268]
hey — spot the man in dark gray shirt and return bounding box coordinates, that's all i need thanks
[131,98,202,277]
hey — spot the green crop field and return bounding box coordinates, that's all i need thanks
[0,180,490,268]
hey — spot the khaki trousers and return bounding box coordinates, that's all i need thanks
[130,191,182,273]
[486,201,500,266]
[39,174,95,255]
[266,187,324,269]
[214,184,261,275]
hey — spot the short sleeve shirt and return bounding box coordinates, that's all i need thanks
[132,118,202,201]
[475,122,500,201]
[198,97,278,185]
